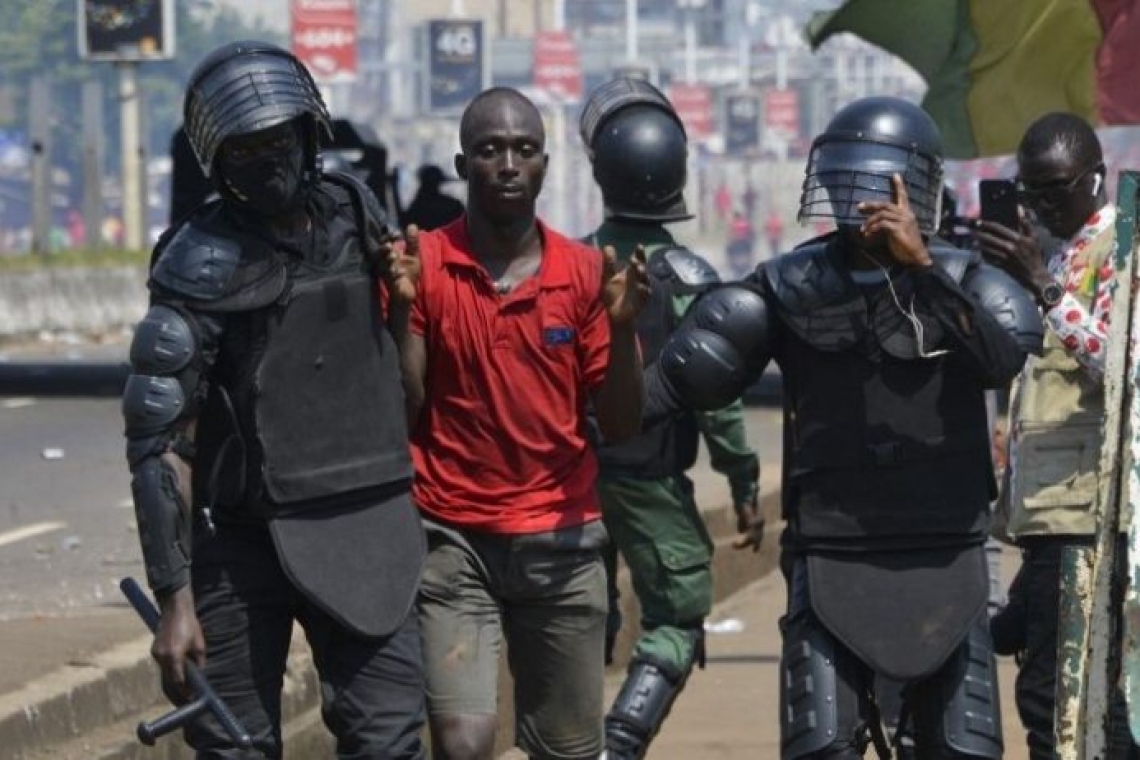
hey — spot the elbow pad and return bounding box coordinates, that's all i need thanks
[131,455,192,595]
[962,263,1045,355]
[122,304,201,465]
[684,284,774,368]
[659,329,754,411]
[661,284,774,410]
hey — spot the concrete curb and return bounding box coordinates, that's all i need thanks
[3,495,780,759]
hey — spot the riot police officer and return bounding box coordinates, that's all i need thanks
[646,96,1043,758]
[122,41,426,758]
[580,78,763,760]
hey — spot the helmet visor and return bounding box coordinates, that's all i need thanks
[798,138,942,233]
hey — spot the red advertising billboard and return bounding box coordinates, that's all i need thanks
[764,87,800,138]
[291,0,357,83]
[667,83,713,138]
[533,31,583,102]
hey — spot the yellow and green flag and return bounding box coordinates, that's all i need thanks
[805,0,1140,159]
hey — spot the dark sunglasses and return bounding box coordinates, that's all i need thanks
[1015,164,1103,208]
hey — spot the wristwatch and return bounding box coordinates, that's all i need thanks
[1039,280,1065,311]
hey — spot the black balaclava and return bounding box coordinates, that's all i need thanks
[217,122,308,218]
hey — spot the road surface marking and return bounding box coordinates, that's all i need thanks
[118,498,134,509]
[0,521,67,548]
[2,398,36,409]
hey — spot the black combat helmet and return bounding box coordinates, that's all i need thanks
[183,40,332,181]
[580,78,692,223]
[799,96,944,234]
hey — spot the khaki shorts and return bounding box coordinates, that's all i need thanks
[418,518,608,760]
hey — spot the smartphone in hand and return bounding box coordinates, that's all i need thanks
[978,179,1019,230]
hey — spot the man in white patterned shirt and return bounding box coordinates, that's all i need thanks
[976,112,1136,760]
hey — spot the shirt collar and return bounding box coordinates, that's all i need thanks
[1063,204,1116,251]
[440,217,572,289]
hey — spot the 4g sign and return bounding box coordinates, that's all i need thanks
[426,19,486,114]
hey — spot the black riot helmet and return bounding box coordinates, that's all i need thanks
[579,78,692,223]
[183,40,332,182]
[799,96,943,234]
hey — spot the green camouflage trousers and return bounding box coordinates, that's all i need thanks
[599,473,714,671]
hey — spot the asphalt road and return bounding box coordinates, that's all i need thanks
[0,396,141,621]
[0,335,784,623]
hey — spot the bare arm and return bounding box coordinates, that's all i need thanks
[592,323,644,442]
[399,329,428,431]
[373,224,426,429]
[591,245,651,442]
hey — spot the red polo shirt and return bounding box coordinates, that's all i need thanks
[409,217,611,533]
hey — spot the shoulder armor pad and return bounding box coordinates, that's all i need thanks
[686,284,773,362]
[962,261,1045,355]
[150,219,243,300]
[763,240,852,313]
[929,242,974,284]
[762,239,865,351]
[648,246,721,292]
[150,217,287,311]
[322,171,392,239]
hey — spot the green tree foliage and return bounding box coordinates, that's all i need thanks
[0,1,282,172]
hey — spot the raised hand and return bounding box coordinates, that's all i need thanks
[858,173,932,267]
[372,222,421,305]
[602,244,651,327]
[975,211,1051,295]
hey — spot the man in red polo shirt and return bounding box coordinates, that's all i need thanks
[390,87,649,760]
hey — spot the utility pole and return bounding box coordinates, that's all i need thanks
[81,81,105,249]
[118,61,145,251]
[626,0,639,61]
[28,76,52,255]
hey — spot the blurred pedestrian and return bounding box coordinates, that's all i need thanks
[401,164,464,231]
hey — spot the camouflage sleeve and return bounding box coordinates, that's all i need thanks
[696,400,760,507]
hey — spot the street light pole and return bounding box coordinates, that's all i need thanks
[677,0,707,84]
[626,0,639,61]
[119,61,144,251]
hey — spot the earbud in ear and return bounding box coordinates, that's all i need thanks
[1091,173,1103,197]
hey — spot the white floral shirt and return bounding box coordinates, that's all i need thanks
[1042,205,1118,378]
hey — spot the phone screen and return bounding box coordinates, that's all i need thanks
[979,179,1019,230]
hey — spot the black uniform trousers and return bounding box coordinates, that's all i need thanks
[998,536,1138,760]
[185,523,425,759]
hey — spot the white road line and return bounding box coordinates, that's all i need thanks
[2,398,36,409]
[0,521,67,549]
[117,498,135,509]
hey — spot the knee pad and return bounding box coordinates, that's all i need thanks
[604,655,688,760]
[781,618,840,758]
[928,621,1002,759]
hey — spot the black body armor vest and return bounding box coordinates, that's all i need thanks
[762,239,994,549]
[153,178,411,518]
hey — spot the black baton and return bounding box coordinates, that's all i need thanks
[119,577,253,749]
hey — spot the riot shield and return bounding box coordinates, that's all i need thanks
[1055,170,1140,758]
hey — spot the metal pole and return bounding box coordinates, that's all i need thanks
[684,12,697,83]
[626,0,638,61]
[81,81,104,249]
[738,32,750,89]
[549,1,568,233]
[119,61,144,250]
[29,76,52,255]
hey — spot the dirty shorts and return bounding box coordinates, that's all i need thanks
[417,517,608,760]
